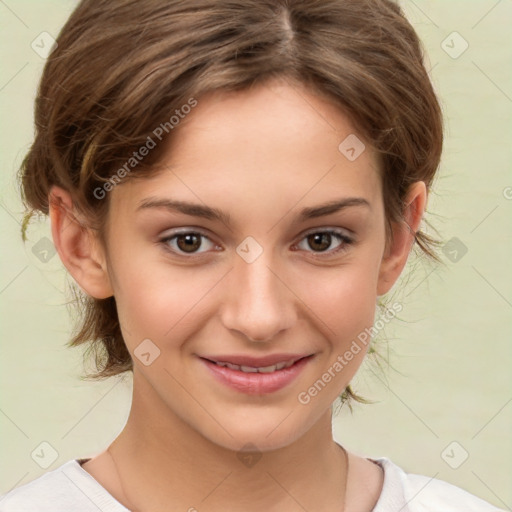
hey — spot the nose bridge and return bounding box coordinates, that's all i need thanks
[222,241,295,342]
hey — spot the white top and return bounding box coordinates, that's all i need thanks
[0,456,505,511]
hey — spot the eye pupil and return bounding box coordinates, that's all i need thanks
[308,233,331,252]
[177,234,201,253]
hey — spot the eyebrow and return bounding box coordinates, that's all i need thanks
[136,196,371,226]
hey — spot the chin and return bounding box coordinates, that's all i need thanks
[204,429,302,454]
[194,406,322,454]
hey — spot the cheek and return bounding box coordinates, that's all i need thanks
[301,258,381,336]
[111,251,220,349]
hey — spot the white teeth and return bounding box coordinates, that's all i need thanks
[213,359,298,373]
[240,365,259,373]
[257,365,278,373]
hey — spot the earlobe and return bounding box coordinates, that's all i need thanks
[377,181,427,296]
[49,185,114,299]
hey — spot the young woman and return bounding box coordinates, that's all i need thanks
[0,0,505,510]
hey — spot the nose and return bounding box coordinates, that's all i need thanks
[220,248,296,343]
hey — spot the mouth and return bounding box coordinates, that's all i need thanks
[205,357,302,373]
[199,354,314,394]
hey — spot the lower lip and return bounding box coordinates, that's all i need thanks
[201,357,312,395]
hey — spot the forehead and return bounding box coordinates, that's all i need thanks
[110,80,382,220]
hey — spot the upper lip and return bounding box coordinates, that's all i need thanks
[200,353,312,367]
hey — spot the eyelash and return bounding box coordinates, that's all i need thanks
[159,228,354,259]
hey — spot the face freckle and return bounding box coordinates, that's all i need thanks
[103,79,390,452]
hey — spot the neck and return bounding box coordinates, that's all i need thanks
[108,372,349,512]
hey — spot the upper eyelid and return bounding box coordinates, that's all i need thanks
[160,225,352,241]
[302,226,353,237]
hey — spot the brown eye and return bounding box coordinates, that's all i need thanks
[161,231,216,255]
[176,233,203,253]
[307,233,332,252]
[296,230,354,256]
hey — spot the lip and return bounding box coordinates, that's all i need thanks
[199,354,314,395]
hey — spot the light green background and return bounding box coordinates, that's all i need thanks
[1,0,511,508]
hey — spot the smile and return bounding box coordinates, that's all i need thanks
[200,354,314,394]
[211,359,297,373]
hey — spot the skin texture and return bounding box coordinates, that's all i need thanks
[49,79,426,512]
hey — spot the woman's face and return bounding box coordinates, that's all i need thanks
[102,80,391,451]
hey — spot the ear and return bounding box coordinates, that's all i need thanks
[377,181,427,296]
[49,185,114,299]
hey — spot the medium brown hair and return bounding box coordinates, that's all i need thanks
[19,0,443,405]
